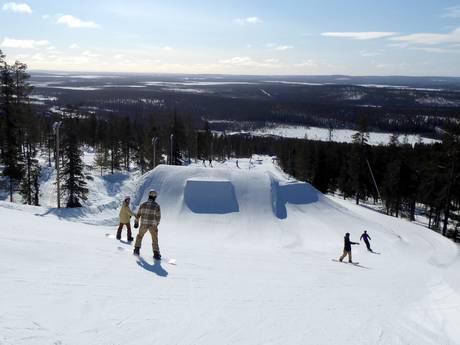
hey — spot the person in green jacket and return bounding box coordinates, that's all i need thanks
[117,196,135,241]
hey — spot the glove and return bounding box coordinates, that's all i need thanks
[134,221,139,229]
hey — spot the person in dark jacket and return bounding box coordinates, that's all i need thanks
[339,233,359,263]
[360,230,372,252]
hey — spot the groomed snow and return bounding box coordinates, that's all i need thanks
[1,157,459,345]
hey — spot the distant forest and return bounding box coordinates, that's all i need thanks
[1,51,460,241]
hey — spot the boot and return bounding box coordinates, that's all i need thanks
[133,247,140,256]
[153,251,161,260]
[127,237,134,242]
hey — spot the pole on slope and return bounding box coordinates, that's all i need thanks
[152,137,158,170]
[53,121,62,208]
[366,159,381,202]
[170,134,174,165]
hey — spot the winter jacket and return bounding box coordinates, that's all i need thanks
[360,233,371,242]
[137,199,161,227]
[119,203,135,224]
[344,236,358,251]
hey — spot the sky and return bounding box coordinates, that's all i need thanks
[1,0,460,76]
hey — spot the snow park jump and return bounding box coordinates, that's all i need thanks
[1,157,460,344]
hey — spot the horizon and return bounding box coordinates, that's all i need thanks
[2,0,460,76]
[27,69,460,79]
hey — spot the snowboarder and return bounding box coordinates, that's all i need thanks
[117,196,135,241]
[360,230,372,252]
[133,190,162,260]
[339,233,359,263]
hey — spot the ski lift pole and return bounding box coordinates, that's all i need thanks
[366,159,382,202]
[152,137,158,169]
[170,134,174,165]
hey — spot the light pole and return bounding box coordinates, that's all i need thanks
[152,137,158,169]
[53,121,62,208]
[170,134,174,165]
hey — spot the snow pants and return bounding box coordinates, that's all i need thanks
[364,240,372,251]
[339,250,352,263]
[135,224,159,252]
[117,223,132,239]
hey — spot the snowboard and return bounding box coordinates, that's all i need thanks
[331,259,360,265]
[106,233,177,265]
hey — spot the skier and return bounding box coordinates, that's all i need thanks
[117,196,135,242]
[339,233,359,263]
[133,190,162,260]
[360,230,372,252]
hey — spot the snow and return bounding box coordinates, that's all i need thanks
[1,156,460,345]
[250,125,439,145]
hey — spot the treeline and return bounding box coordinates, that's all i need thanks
[1,52,459,240]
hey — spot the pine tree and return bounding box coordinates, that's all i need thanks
[61,120,88,208]
[0,51,25,201]
[93,145,109,176]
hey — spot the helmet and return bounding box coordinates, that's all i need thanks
[124,196,131,201]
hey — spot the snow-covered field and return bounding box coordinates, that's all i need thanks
[249,125,438,145]
[1,157,459,345]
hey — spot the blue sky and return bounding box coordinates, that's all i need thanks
[1,0,460,75]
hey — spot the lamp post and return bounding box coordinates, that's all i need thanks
[52,121,62,208]
[170,134,174,165]
[152,137,158,169]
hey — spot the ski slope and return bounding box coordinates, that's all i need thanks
[1,157,460,345]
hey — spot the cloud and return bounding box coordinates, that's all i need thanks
[57,15,100,29]
[219,56,279,68]
[266,43,293,51]
[321,31,397,40]
[443,6,460,18]
[69,43,78,49]
[162,46,173,51]
[235,17,262,25]
[0,38,49,49]
[2,2,32,14]
[81,50,99,57]
[295,59,317,67]
[360,50,381,57]
[390,27,460,45]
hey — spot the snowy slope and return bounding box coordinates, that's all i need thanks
[1,157,460,345]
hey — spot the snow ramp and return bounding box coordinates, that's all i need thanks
[131,165,380,250]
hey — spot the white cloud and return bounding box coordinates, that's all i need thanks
[69,43,78,49]
[82,50,99,57]
[2,2,32,14]
[57,15,100,29]
[0,38,49,49]
[295,59,317,67]
[162,46,173,51]
[390,27,460,45]
[443,6,460,18]
[235,16,262,25]
[219,56,279,68]
[274,45,293,51]
[360,50,381,57]
[42,14,50,20]
[321,32,397,40]
[114,54,124,60]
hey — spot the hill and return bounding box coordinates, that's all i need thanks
[1,157,460,345]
